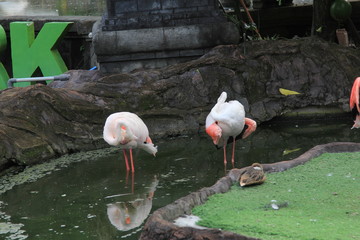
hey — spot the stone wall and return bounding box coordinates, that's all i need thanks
[102,0,225,31]
[94,0,239,73]
[92,20,239,73]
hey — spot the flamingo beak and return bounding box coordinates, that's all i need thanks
[212,136,220,145]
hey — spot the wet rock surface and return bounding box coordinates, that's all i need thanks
[1,37,360,172]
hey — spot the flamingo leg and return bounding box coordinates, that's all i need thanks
[129,148,135,173]
[123,149,130,171]
[231,139,236,167]
[131,171,135,194]
[223,144,227,165]
[125,170,129,185]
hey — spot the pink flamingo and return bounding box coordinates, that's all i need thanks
[206,92,257,167]
[103,112,157,172]
[350,77,360,129]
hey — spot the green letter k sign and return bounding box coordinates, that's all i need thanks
[10,21,73,87]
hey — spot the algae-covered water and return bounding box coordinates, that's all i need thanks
[0,118,359,240]
[192,152,360,240]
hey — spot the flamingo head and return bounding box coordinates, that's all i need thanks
[206,122,222,145]
[143,143,158,156]
[140,137,158,156]
[125,216,131,225]
[124,207,131,225]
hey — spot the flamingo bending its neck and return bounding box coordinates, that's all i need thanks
[206,92,257,166]
[103,112,157,172]
[350,77,360,129]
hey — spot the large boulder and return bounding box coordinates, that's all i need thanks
[0,37,359,172]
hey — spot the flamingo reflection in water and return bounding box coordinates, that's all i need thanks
[106,176,159,231]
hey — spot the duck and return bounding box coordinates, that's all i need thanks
[239,163,266,187]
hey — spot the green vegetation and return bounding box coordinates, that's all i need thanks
[192,152,360,240]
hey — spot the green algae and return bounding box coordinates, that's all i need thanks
[0,147,120,240]
[192,152,360,240]
[0,147,118,195]
[0,201,28,240]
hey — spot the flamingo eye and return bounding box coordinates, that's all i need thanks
[215,121,218,124]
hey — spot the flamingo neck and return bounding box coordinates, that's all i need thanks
[242,118,257,139]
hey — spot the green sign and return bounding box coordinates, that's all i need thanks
[0,25,9,89]
[0,21,73,88]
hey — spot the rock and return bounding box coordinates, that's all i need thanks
[1,37,359,172]
[0,84,106,171]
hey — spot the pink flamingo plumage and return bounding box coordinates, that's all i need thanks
[350,77,360,129]
[103,112,157,172]
[206,92,257,166]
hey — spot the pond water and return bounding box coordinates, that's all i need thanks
[0,117,359,240]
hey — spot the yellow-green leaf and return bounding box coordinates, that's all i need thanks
[283,148,301,156]
[279,88,301,96]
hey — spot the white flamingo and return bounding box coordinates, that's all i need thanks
[206,92,257,166]
[103,112,157,172]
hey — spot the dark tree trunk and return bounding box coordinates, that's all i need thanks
[311,0,339,41]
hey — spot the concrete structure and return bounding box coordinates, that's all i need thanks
[102,0,226,31]
[1,2,359,75]
[92,0,239,73]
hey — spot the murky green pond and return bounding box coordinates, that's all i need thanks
[0,117,359,240]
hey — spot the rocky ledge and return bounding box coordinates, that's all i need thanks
[0,37,360,173]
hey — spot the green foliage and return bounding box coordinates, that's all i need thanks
[192,152,360,239]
